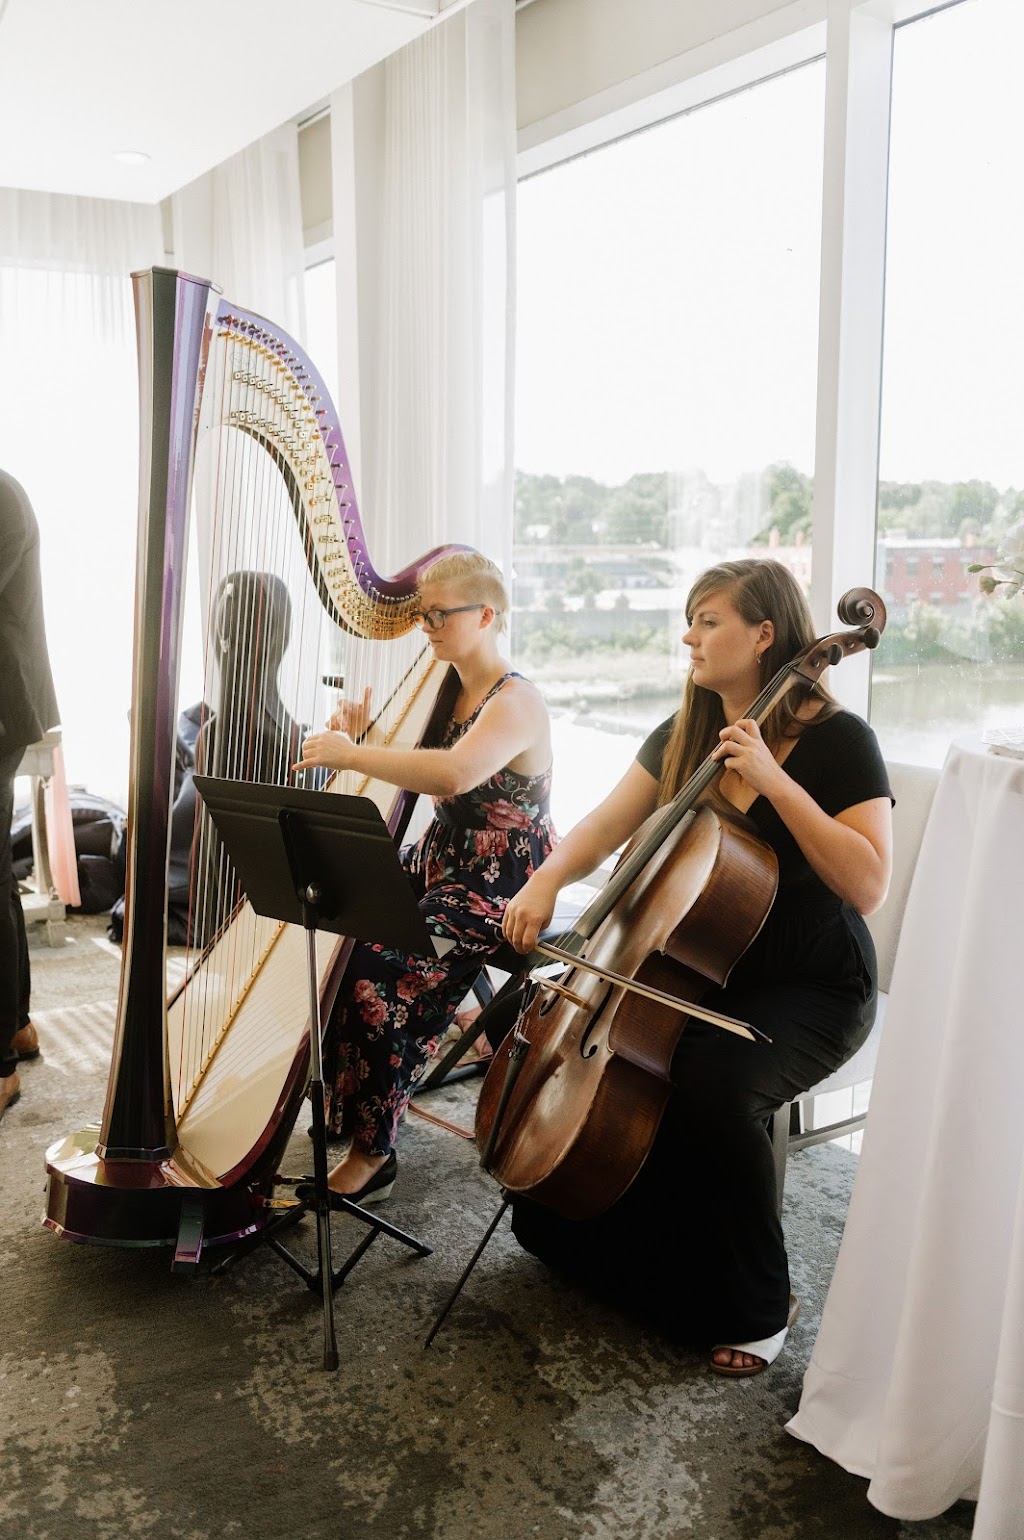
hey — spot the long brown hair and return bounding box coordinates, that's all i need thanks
[657,559,836,806]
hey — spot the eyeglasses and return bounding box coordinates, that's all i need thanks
[411,604,485,632]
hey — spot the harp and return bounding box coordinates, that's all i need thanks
[44,267,463,1262]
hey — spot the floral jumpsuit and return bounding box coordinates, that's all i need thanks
[324,672,556,1153]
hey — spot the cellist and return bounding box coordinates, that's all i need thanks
[501,558,892,1376]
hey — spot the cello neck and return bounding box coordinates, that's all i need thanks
[572,663,809,941]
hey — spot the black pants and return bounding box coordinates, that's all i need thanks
[510,898,877,1345]
[0,746,31,1080]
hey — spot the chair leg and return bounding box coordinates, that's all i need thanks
[471,970,496,1009]
[771,1103,791,1217]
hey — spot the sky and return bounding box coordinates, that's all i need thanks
[514,0,1024,494]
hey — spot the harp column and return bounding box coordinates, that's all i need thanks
[98,267,215,1160]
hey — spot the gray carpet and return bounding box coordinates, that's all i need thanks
[0,915,976,1540]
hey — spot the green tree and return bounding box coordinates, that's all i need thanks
[950,480,999,531]
[877,481,923,534]
[514,473,563,541]
[751,462,813,544]
[986,595,1024,661]
[597,473,669,546]
[565,556,604,605]
[879,481,923,512]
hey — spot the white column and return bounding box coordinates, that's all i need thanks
[330,75,386,514]
[811,0,895,711]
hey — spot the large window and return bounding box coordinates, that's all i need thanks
[872,0,1024,764]
[513,62,825,829]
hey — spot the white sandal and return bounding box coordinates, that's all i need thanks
[709,1294,799,1377]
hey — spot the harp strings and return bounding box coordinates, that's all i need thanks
[170,320,429,1115]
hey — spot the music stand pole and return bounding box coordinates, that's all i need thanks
[298,878,340,1372]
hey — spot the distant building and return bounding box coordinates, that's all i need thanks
[757,529,812,590]
[876,535,996,620]
[512,544,675,609]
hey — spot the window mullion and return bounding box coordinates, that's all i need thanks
[811,1,895,713]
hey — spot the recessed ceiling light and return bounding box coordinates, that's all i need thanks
[113,150,150,166]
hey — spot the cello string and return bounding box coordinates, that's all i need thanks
[244,334,276,990]
[213,332,253,1059]
[574,665,814,939]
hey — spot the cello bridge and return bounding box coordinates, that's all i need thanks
[529,972,588,1011]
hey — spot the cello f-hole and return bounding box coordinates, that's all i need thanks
[578,985,614,1060]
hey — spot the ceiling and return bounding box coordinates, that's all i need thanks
[0,0,450,204]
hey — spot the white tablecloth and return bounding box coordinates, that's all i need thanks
[787,740,1024,1537]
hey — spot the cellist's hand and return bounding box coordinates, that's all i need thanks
[715,718,787,798]
[503,872,559,955]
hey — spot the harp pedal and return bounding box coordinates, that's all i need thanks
[172,1194,205,1272]
[265,1193,304,1212]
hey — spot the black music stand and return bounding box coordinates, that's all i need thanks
[194,775,434,1372]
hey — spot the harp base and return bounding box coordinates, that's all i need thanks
[42,1126,269,1254]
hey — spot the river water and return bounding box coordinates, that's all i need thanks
[546,663,1024,833]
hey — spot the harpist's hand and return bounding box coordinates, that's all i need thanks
[293,730,354,775]
[503,871,558,955]
[328,685,373,738]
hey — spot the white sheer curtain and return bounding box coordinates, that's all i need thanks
[332,0,517,575]
[171,124,307,344]
[0,191,164,806]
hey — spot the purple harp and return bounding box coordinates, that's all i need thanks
[44,267,464,1262]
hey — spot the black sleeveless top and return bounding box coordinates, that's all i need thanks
[636,709,892,909]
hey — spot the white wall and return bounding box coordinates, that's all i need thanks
[298,114,332,245]
[515,0,822,134]
[299,0,827,235]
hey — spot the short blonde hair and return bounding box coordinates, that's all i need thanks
[418,550,509,632]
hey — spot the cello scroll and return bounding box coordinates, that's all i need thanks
[788,587,887,691]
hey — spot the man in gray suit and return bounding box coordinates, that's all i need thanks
[0,470,59,1122]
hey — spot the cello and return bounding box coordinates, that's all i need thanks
[474,587,887,1223]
